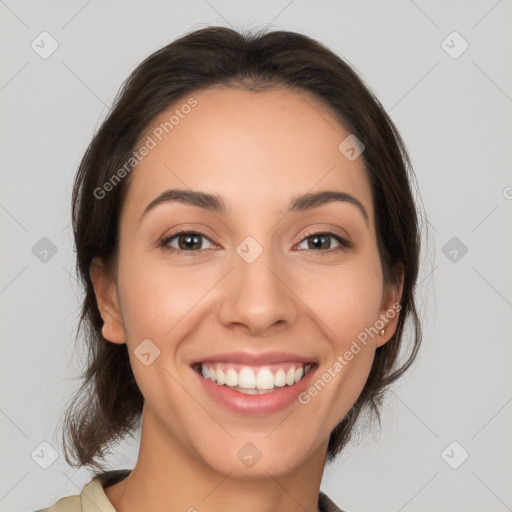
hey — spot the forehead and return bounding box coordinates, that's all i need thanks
[123,87,373,224]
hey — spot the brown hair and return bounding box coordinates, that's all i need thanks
[59,25,425,471]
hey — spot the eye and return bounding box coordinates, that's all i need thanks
[295,230,351,253]
[158,229,351,257]
[159,230,215,256]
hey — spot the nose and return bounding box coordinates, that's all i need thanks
[216,243,299,336]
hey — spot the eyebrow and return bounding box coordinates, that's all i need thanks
[138,188,369,226]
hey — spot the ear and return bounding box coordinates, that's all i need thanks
[89,257,127,344]
[376,262,404,348]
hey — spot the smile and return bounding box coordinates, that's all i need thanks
[193,362,315,395]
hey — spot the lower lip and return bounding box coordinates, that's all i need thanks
[194,365,317,416]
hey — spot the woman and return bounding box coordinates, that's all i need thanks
[37,25,424,512]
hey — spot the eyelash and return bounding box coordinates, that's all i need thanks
[158,229,352,257]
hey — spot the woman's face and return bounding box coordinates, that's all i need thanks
[91,87,401,478]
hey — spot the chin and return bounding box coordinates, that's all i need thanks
[196,434,321,479]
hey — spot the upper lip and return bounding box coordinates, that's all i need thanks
[190,351,318,366]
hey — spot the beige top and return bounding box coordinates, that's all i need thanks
[35,469,344,512]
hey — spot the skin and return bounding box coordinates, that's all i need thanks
[90,87,403,512]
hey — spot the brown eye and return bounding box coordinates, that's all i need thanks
[160,231,214,255]
[296,231,351,252]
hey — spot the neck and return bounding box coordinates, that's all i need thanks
[104,406,327,512]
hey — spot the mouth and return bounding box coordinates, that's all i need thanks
[189,351,319,415]
[191,361,317,395]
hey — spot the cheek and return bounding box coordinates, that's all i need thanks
[299,259,382,415]
[306,259,384,343]
[118,249,221,337]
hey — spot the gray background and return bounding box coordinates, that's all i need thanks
[1,1,511,511]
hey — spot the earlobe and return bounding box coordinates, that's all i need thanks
[376,263,404,348]
[89,257,127,345]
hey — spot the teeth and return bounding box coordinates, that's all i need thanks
[274,368,286,387]
[239,367,256,389]
[225,368,238,387]
[199,363,313,391]
[256,368,274,390]
[216,368,225,385]
[231,386,274,395]
[286,367,295,386]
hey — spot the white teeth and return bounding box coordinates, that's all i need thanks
[216,368,225,385]
[273,368,287,387]
[233,387,273,395]
[199,363,313,391]
[256,368,274,390]
[238,367,256,389]
[286,367,295,386]
[224,368,238,387]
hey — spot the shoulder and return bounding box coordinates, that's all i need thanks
[34,494,81,512]
[318,490,347,512]
[34,469,132,512]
